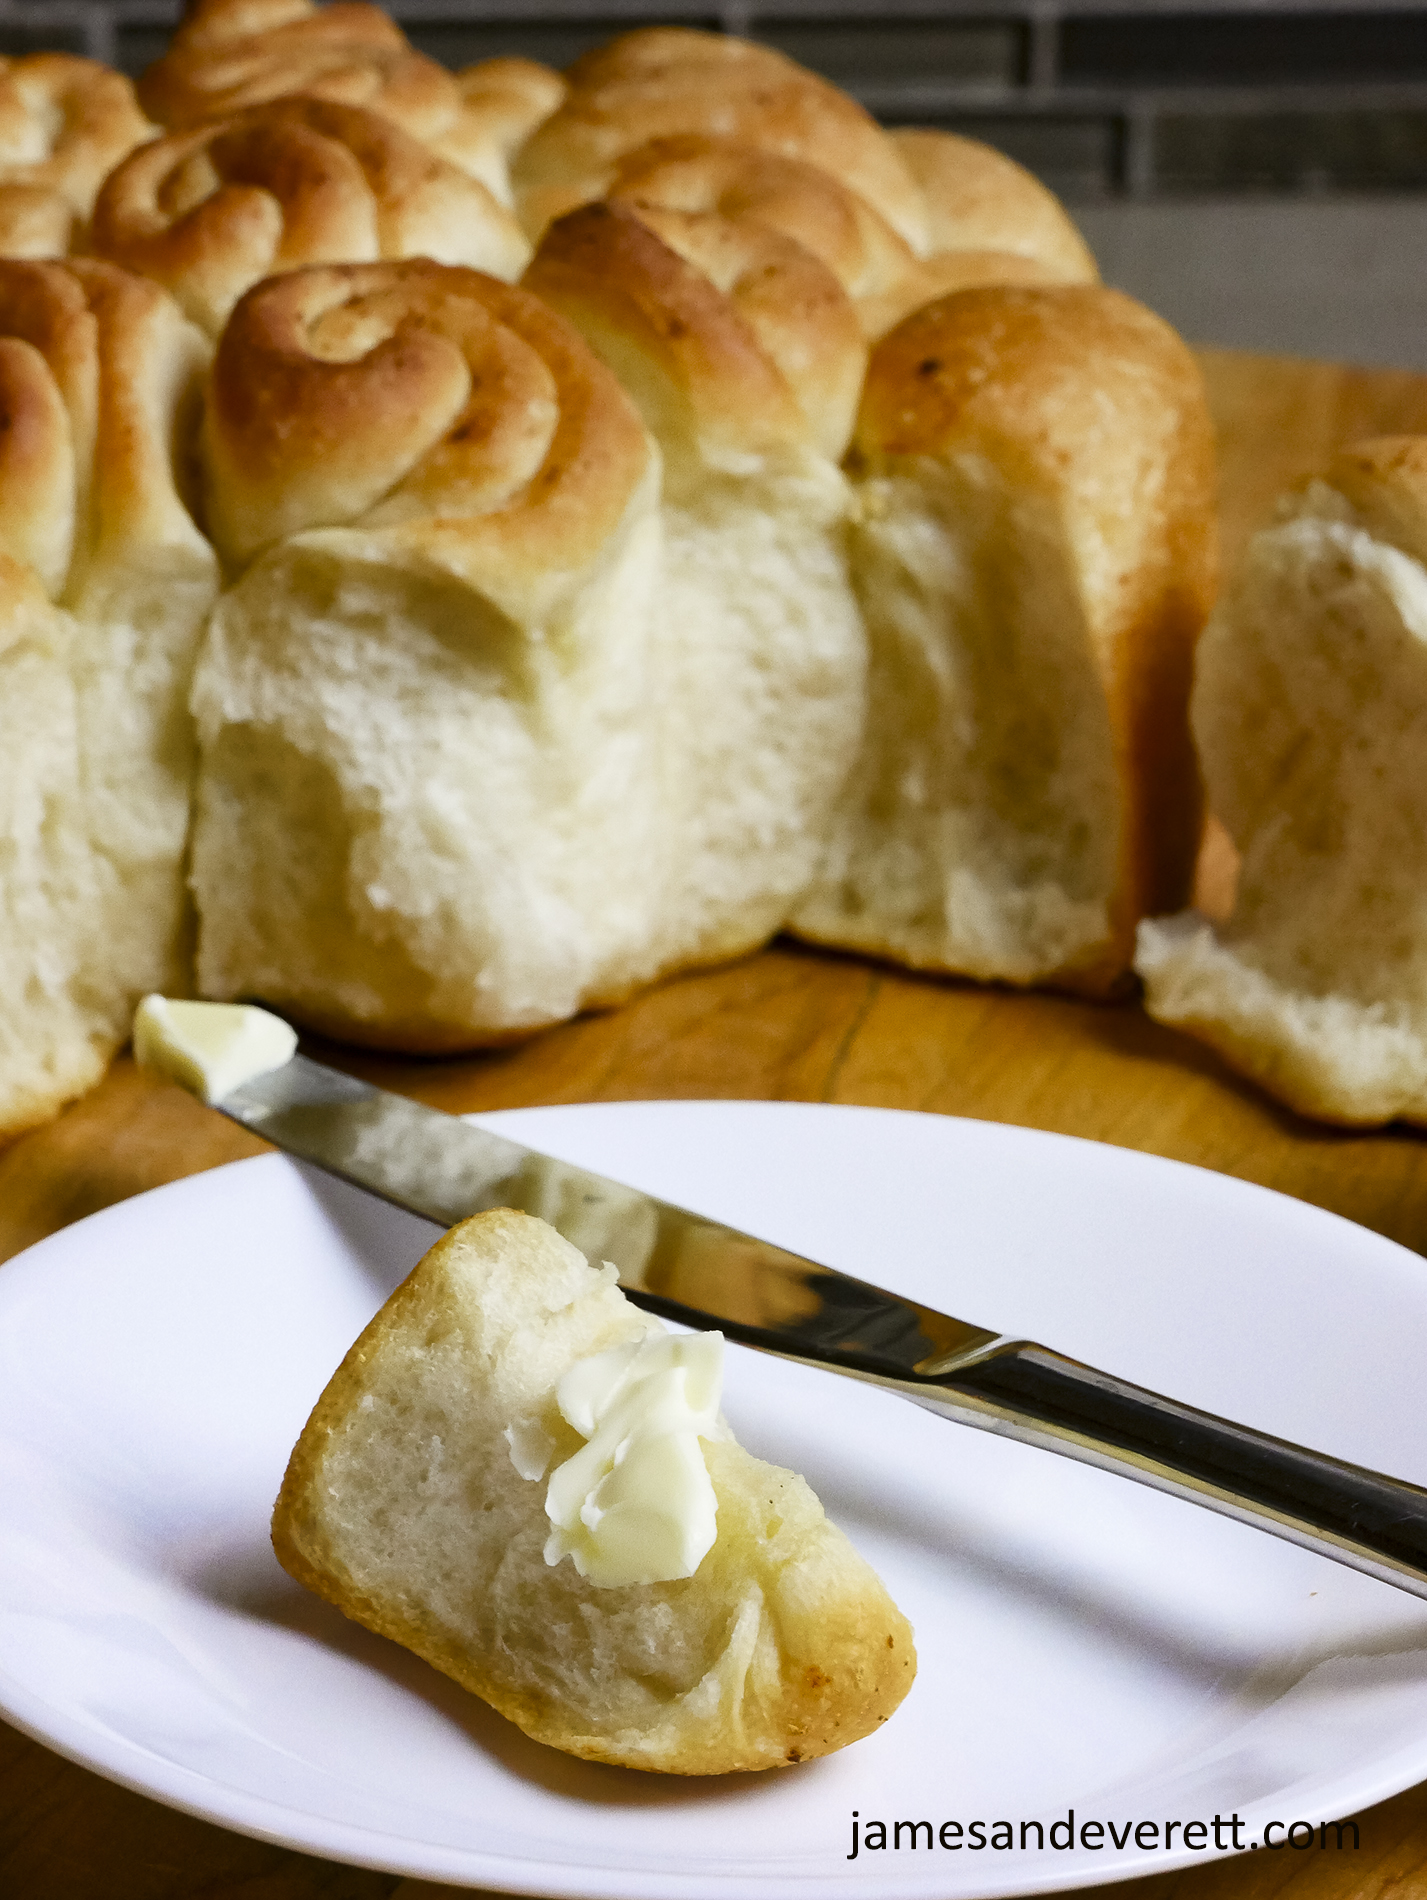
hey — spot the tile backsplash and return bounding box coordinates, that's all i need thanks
[12,0,1427,202]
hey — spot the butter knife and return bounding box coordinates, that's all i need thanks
[217,1051,1427,1603]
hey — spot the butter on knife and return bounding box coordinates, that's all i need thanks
[133,995,297,1105]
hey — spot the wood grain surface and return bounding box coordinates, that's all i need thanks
[5,347,1427,1900]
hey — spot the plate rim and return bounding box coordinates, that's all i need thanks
[3,1101,1427,1899]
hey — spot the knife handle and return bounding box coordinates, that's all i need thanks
[913,1341,1427,1601]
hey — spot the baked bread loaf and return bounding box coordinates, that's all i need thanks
[272,1206,916,1772]
[1137,438,1427,1123]
[138,0,562,207]
[0,54,154,257]
[527,200,868,971]
[91,96,529,338]
[0,259,216,1135]
[512,27,928,254]
[189,258,665,1048]
[793,284,1217,997]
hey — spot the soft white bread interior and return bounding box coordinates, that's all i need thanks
[0,259,216,1136]
[795,284,1217,997]
[1137,437,1427,1124]
[91,96,530,338]
[272,1207,916,1773]
[0,54,155,257]
[0,559,99,1136]
[525,200,867,973]
[190,259,666,1049]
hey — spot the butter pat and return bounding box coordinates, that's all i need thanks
[541,1328,723,1588]
[133,995,298,1105]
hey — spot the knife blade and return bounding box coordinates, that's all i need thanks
[219,1051,1427,1603]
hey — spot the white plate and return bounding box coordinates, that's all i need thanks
[3,1103,1427,1899]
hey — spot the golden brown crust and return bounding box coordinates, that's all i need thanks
[525,198,864,462]
[0,258,210,597]
[202,256,650,576]
[140,0,417,127]
[891,128,1099,283]
[136,0,556,199]
[513,28,926,254]
[0,54,154,232]
[859,246,1081,342]
[442,57,566,197]
[0,266,92,589]
[606,134,918,298]
[91,96,529,338]
[856,285,1217,994]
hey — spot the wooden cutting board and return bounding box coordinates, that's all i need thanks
[5,346,1427,1900]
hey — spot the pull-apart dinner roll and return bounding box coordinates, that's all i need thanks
[601,129,1101,346]
[139,0,561,209]
[273,1208,915,1773]
[0,259,216,1135]
[794,285,1216,998]
[527,200,867,970]
[190,259,664,1049]
[1138,439,1427,1124]
[91,96,529,339]
[599,134,925,342]
[859,128,1100,337]
[0,54,154,257]
[512,28,927,255]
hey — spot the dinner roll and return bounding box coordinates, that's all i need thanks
[0,54,154,257]
[856,131,1100,338]
[0,259,216,1135]
[190,259,665,1048]
[600,133,925,341]
[893,129,1099,283]
[273,1208,916,1773]
[512,28,927,254]
[527,200,867,971]
[439,57,566,208]
[138,0,562,205]
[91,97,529,338]
[794,284,1216,998]
[1138,438,1427,1124]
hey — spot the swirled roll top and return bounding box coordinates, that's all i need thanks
[0,258,211,605]
[599,136,920,334]
[0,55,155,256]
[525,199,865,468]
[91,98,530,338]
[512,28,927,255]
[595,129,1102,343]
[138,0,562,205]
[201,258,652,583]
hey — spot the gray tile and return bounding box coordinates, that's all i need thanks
[754,19,1023,92]
[1062,11,1427,86]
[403,17,714,69]
[1075,195,1427,368]
[1154,107,1427,190]
[0,19,91,57]
[114,23,168,76]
